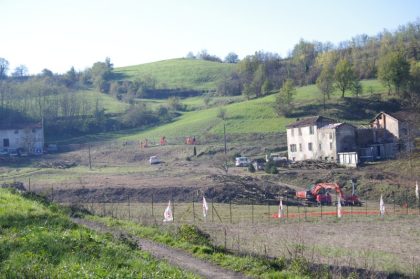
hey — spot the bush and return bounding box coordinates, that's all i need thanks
[176,224,211,246]
[265,159,278,174]
[248,163,256,173]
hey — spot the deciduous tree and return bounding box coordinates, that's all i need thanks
[334,59,356,98]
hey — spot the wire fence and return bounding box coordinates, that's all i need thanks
[2,177,419,226]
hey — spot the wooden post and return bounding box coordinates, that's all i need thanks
[88,145,92,170]
[320,204,323,219]
[28,177,31,192]
[151,194,154,219]
[51,186,54,202]
[365,200,368,216]
[192,198,195,223]
[251,201,254,224]
[224,227,227,249]
[304,204,307,221]
[229,200,232,224]
[211,198,214,222]
[128,195,131,220]
[298,204,300,222]
[267,202,270,223]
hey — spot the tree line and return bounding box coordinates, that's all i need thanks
[0,58,177,139]
[215,20,420,114]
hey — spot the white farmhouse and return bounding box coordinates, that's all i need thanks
[286,116,358,167]
[0,123,44,154]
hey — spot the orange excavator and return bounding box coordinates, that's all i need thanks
[296,182,361,206]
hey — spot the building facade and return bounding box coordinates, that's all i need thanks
[286,117,358,167]
[0,123,44,154]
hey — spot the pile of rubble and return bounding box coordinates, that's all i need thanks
[289,160,342,170]
[36,161,78,169]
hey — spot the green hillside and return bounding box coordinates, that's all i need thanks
[120,79,388,141]
[115,58,236,91]
[0,188,195,278]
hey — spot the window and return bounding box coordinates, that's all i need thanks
[330,142,333,150]
[291,128,294,137]
[329,133,332,139]
[290,144,297,152]
[319,144,322,151]
[3,139,9,147]
[308,142,313,151]
[299,143,302,151]
[14,130,19,134]
[298,128,302,136]
[309,126,314,135]
[32,128,36,133]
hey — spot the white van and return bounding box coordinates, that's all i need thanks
[235,157,250,167]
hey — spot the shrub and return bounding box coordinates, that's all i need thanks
[248,163,256,173]
[176,224,211,246]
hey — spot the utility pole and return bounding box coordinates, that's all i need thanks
[223,122,227,154]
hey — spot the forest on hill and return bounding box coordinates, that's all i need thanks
[0,20,419,139]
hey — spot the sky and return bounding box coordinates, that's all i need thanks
[1,0,419,74]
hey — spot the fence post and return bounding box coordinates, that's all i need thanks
[192,198,195,223]
[298,204,301,222]
[267,202,270,223]
[128,195,131,220]
[88,144,92,170]
[365,200,367,216]
[229,200,232,224]
[224,227,227,250]
[28,177,31,192]
[320,204,323,220]
[406,193,409,215]
[211,198,214,223]
[151,194,154,219]
[51,186,54,202]
[304,204,307,221]
[286,196,289,220]
[251,201,254,224]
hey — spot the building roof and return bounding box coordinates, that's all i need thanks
[286,116,337,128]
[0,122,42,130]
[320,123,356,129]
[369,111,416,123]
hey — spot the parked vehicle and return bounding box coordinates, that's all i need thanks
[149,156,161,164]
[266,152,289,166]
[252,159,265,170]
[235,157,251,167]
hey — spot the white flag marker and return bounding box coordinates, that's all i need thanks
[163,200,173,222]
[202,196,209,218]
[416,181,419,200]
[278,198,284,218]
[337,196,342,218]
[379,195,385,216]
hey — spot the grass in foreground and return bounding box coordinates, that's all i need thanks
[86,215,335,278]
[0,188,197,278]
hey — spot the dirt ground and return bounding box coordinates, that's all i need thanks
[200,217,420,275]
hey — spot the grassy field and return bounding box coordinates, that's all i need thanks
[116,79,388,141]
[0,188,197,278]
[76,89,129,114]
[114,58,236,91]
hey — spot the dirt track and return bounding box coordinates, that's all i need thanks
[72,218,248,279]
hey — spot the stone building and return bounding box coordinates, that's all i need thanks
[0,123,44,154]
[286,116,358,166]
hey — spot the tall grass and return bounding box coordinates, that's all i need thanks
[0,188,197,278]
